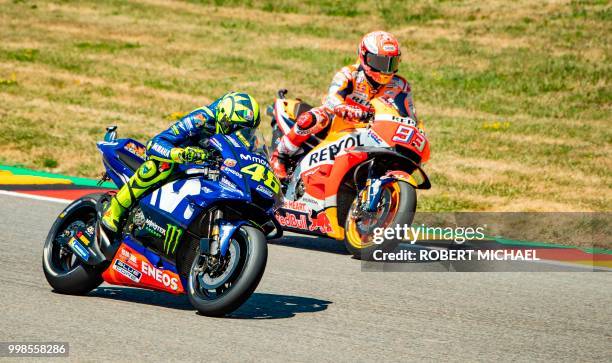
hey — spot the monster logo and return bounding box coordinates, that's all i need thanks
[164,224,183,254]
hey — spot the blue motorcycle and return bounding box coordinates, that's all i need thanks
[43,126,283,316]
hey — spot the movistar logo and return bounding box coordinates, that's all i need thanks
[164,224,183,254]
[239,153,269,166]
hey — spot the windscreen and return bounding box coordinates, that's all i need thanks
[234,128,270,156]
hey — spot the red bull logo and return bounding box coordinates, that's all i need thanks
[275,211,308,230]
[309,211,332,233]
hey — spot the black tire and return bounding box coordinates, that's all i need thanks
[344,181,417,260]
[42,194,107,295]
[188,225,267,317]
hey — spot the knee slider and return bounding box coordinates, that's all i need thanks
[137,160,158,179]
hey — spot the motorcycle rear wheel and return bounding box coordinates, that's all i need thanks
[344,181,416,260]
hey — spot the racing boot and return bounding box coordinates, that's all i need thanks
[270,109,329,180]
[270,149,288,180]
[101,196,126,233]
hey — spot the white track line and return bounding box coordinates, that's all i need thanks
[0,189,71,204]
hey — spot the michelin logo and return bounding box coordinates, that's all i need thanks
[68,238,90,261]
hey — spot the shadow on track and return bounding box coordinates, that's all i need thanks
[269,234,349,255]
[228,293,332,320]
[86,287,331,319]
[88,287,194,310]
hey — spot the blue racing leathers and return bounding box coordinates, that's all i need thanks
[146,96,222,161]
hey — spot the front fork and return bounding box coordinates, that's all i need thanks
[199,209,248,257]
[361,178,384,213]
[200,209,222,256]
[355,160,385,215]
[354,161,410,215]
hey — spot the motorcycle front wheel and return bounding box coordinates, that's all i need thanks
[187,225,267,317]
[344,180,417,260]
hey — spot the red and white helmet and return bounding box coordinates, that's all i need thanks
[358,31,401,85]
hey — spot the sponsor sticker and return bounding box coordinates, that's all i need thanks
[224,158,237,167]
[164,224,183,255]
[275,211,308,230]
[144,218,166,238]
[222,166,243,179]
[220,177,238,191]
[226,136,242,148]
[256,184,274,197]
[141,260,179,291]
[239,153,269,166]
[209,138,223,151]
[68,238,90,261]
[307,134,365,166]
[367,129,383,145]
[193,114,205,127]
[119,248,140,268]
[150,144,170,158]
[75,231,90,246]
[309,211,332,233]
[282,200,308,212]
[113,259,142,283]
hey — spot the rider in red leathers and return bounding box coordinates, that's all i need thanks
[270,31,420,180]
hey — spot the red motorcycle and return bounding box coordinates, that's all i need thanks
[268,90,431,259]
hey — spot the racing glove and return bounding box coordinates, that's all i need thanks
[333,104,373,121]
[170,146,209,164]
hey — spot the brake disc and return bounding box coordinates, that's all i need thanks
[201,240,241,290]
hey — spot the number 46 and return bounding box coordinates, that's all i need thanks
[240,163,280,193]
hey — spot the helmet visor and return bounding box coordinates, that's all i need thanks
[217,115,233,134]
[366,52,400,74]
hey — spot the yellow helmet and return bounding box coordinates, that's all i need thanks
[215,92,261,134]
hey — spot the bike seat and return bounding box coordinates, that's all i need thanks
[117,149,143,172]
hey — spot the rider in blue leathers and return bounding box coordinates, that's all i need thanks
[101,92,261,233]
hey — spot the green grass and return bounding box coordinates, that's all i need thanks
[74,41,141,53]
[0,0,610,212]
[41,156,58,168]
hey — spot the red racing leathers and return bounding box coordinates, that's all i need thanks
[271,63,419,178]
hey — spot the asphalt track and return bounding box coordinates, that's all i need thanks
[0,194,610,362]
